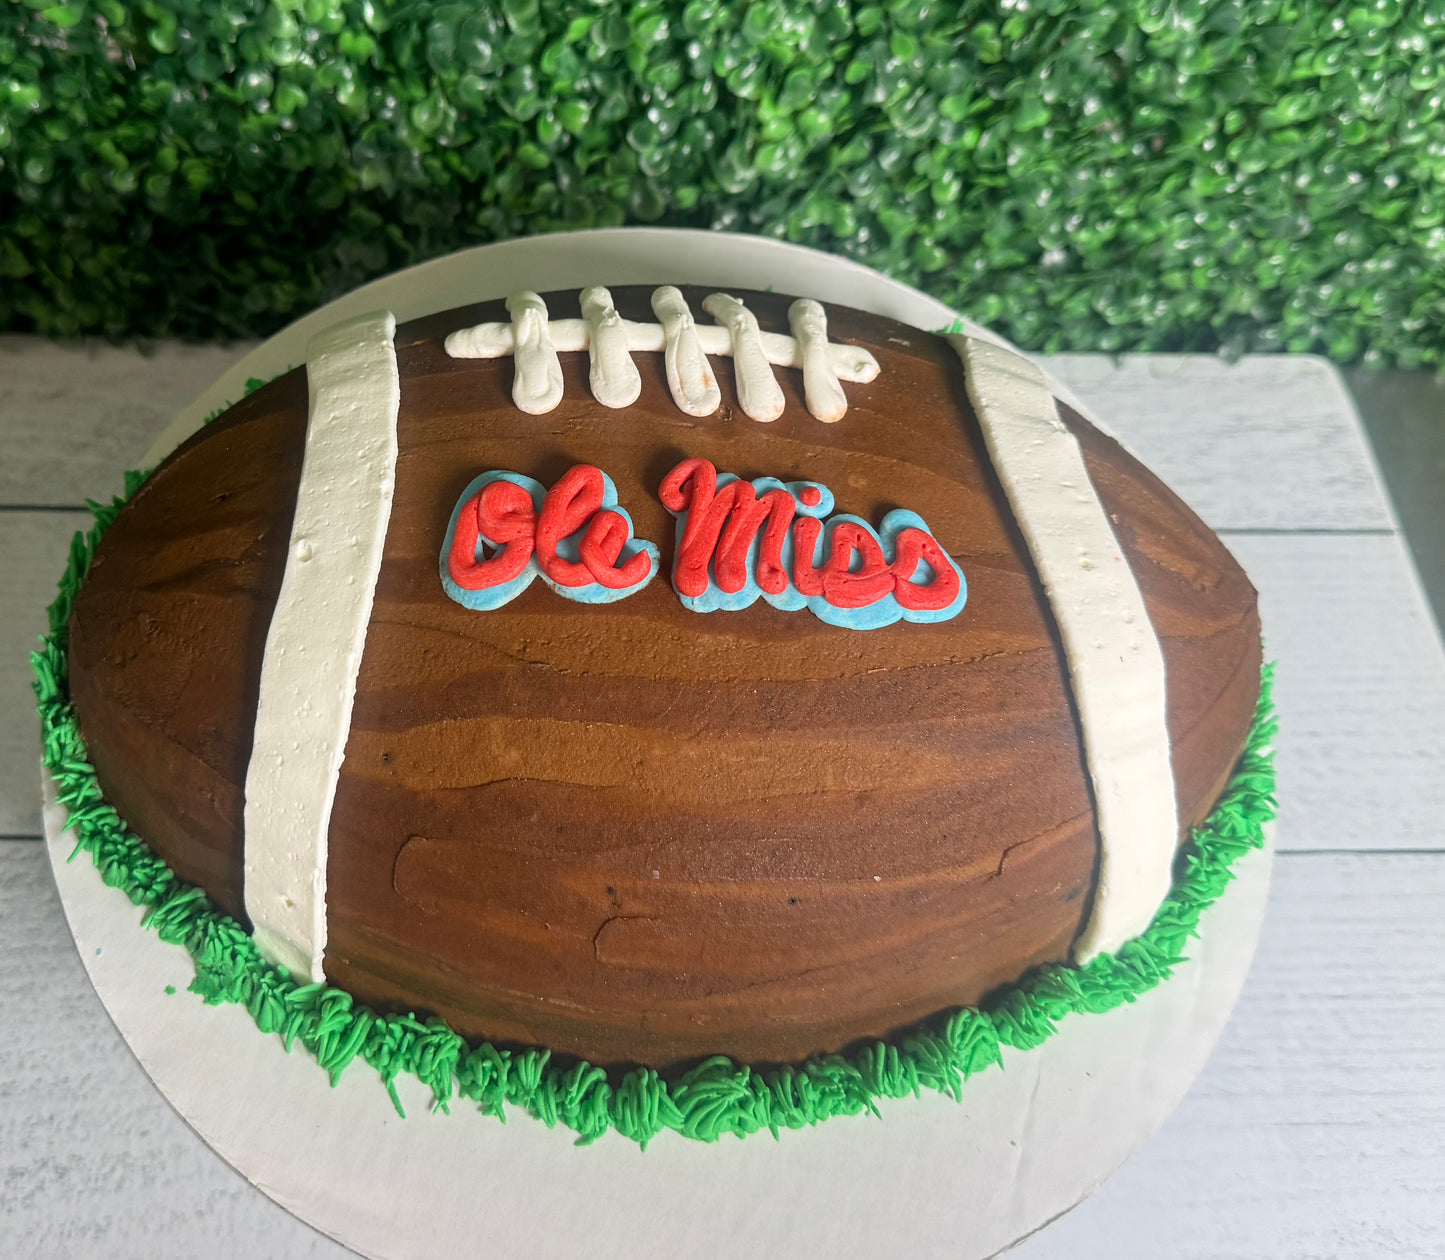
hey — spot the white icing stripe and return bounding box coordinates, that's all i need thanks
[580,285,642,408]
[651,285,721,416]
[446,316,879,380]
[702,292,785,422]
[507,290,564,414]
[788,298,848,423]
[444,289,880,422]
[243,311,401,982]
[949,334,1178,962]
[444,320,515,358]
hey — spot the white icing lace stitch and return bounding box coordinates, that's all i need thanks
[444,287,880,423]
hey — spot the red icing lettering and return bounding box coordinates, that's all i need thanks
[661,458,965,623]
[449,466,657,597]
[717,487,795,595]
[752,490,797,595]
[536,465,606,587]
[791,515,825,597]
[821,520,895,608]
[580,509,654,589]
[659,459,716,553]
[891,528,962,611]
[659,459,797,598]
[659,458,724,597]
[447,479,536,590]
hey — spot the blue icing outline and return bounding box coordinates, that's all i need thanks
[667,473,967,630]
[440,469,659,610]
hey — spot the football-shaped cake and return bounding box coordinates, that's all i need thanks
[61,283,1261,1078]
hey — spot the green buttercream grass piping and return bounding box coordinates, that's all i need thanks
[34,478,1276,1148]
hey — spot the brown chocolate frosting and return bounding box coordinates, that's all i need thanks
[68,287,1261,1068]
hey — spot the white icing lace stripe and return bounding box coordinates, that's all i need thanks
[949,334,1178,962]
[243,311,401,982]
[580,285,642,408]
[445,288,880,421]
[449,319,878,378]
[651,285,721,415]
[507,290,564,414]
[788,298,848,423]
[701,292,786,422]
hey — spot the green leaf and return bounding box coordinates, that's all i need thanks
[41,4,85,28]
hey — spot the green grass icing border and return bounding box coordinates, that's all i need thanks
[34,476,1277,1147]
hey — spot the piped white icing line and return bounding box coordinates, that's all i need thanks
[701,292,785,422]
[948,334,1178,962]
[580,285,642,408]
[243,311,401,982]
[788,298,848,423]
[651,285,721,416]
[445,288,879,421]
[506,290,564,415]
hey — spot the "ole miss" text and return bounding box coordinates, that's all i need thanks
[440,458,966,629]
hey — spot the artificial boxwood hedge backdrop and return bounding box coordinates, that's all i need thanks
[3,0,1443,364]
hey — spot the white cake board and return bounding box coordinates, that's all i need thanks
[43,229,1276,1258]
[45,770,1273,1259]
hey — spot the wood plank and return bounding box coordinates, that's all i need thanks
[0,336,255,507]
[1011,850,1445,1259]
[0,512,93,837]
[1346,366,1445,637]
[1043,353,1395,532]
[0,840,351,1258]
[1228,533,1445,852]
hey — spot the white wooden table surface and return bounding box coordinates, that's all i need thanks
[2,339,1442,1258]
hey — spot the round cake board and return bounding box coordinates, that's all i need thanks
[45,771,1273,1259]
[51,228,1275,1257]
